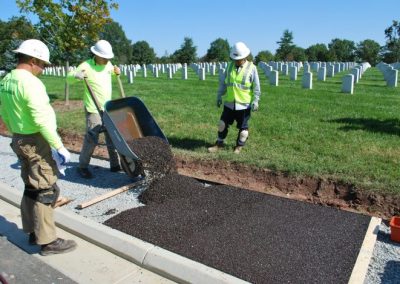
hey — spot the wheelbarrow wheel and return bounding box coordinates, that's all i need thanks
[119,154,144,178]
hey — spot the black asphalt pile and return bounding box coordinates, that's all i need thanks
[139,173,204,204]
[105,137,372,283]
[126,136,176,178]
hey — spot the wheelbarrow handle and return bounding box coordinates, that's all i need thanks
[117,75,126,98]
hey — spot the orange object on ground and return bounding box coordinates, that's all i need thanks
[390,216,400,243]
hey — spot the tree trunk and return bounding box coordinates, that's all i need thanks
[64,60,70,106]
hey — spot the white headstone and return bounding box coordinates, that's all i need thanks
[342,74,354,94]
[289,66,297,81]
[128,70,134,84]
[334,63,340,73]
[351,68,359,84]
[168,67,173,79]
[211,65,216,76]
[199,67,205,80]
[318,67,326,81]
[302,72,313,89]
[182,66,188,80]
[387,69,398,87]
[282,64,289,75]
[327,65,335,77]
[270,70,279,86]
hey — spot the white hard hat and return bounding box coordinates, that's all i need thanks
[230,41,250,60]
[90,40,114,59]
[13,39,51,64]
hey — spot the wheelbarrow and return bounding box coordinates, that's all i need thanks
[83,77,168,178]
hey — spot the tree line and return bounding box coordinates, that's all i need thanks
[0,0,399,70]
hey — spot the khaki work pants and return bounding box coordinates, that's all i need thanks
[79,111,120,169]
[11,133,58,245]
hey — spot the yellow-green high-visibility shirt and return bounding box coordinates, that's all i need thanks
[0,69,63,149]
[67,58,115,114]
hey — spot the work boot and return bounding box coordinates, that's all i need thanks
[29,232,37,245]
[40,238,77,256]
[233,146,243,154]
[208,142,224,153]
[110,165,122,172]
[77,167,93,179]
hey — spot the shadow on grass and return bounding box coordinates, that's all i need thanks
[326,117,400,136]
[167,136,210,150]
[48,93,58,101]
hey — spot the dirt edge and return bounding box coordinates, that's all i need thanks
[175,156,399,220]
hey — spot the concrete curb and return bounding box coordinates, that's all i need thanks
[0,182,248,284]
[348,216,381,284]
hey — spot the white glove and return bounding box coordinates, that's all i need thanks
[217,98,222,108]
[57,146,71,165]
[75,70,87,80]
[252,101,259,111]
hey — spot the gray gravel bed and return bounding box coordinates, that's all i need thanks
[0,135,145,223]
[0,135,399,283]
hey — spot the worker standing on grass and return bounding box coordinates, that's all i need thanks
[67,39,121,179]
[208,41,261,154]
[0,39,77,255]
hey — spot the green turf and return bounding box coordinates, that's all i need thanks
[41,66,400,194]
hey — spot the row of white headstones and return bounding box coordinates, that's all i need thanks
[258,61,398,92]
[258,61,368,94]
[376,62,399,88]
[43,62,222,80]
[43,61,398,94]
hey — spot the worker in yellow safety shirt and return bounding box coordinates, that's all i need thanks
[67,40,121,179]
[208,41,261,154]
[0,39,77,255]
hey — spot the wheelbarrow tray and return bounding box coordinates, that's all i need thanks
[103,97,168,161]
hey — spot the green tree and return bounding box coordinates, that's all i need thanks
[0,16,38,71]
[204,38,230,62]
[356,39,381,66]
[172,37,197,63]
[305,44,329,61]
[131,41,156,65]
[383,20,400,63]
[156,50,173,64]
[328,38,356,61]
[254,50,274,64]
[291,46,306,62]
[99,20,132,64]
[16,0,118,104]
[275,29,295,60]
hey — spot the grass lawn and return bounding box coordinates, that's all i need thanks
[42,66,400,194]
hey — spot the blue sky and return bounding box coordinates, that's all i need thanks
[1,0,398,57]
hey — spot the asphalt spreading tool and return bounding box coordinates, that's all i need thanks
[76,180,146,209]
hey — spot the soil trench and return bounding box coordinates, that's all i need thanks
[0,116,398,219]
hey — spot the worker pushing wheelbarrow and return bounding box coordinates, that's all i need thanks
[83,76,168,179]
[67,40,167,179]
